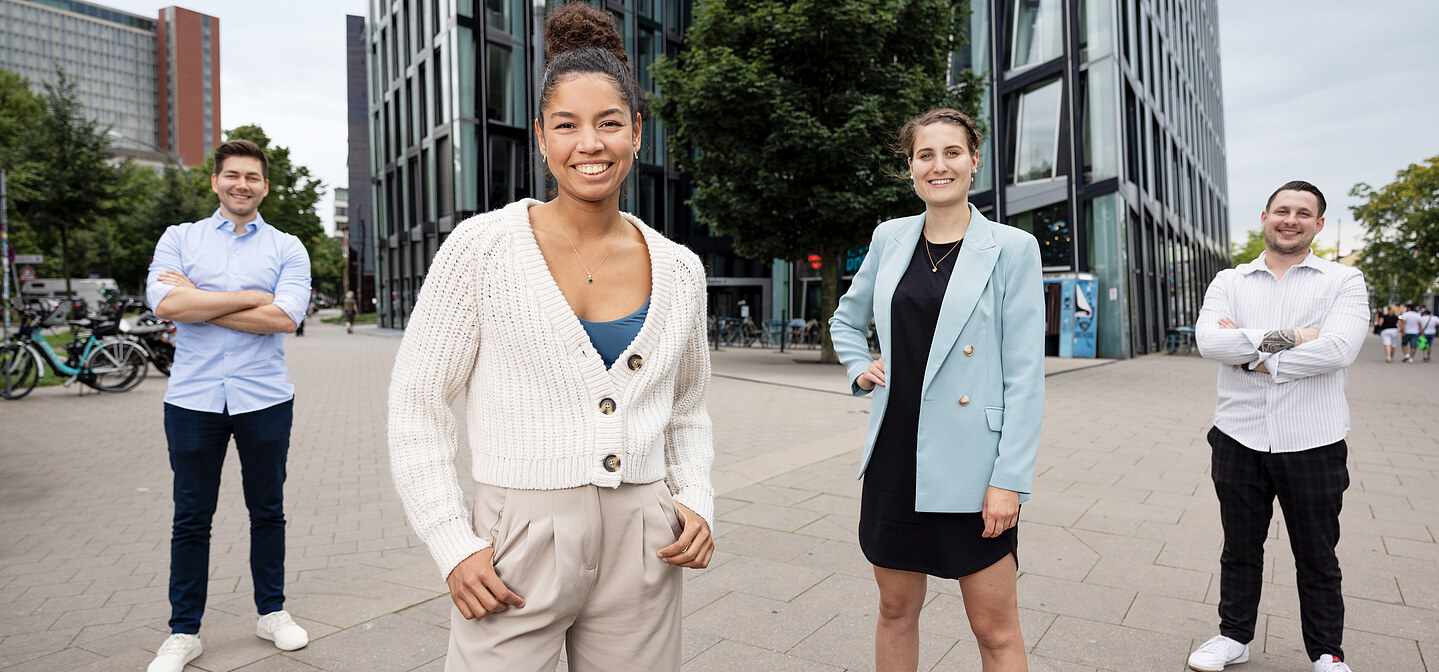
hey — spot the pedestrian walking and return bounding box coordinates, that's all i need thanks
[830,108,1044,672]
[386,5,714,671]
[1191,180,1367,672]
[342,290,358,334]
[1420,308,1437,362]
[1399,303,1422,362]
[1377,307,1400,363]
[143,139,313,672]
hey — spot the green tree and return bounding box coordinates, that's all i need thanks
[308,234,346,299]
[0,69,45,200]
[11,69,125,296]
[652,0,984,362]
[1351,156,1439,305]
[1230,228,1336,267]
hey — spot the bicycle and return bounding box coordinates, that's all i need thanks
[1,298,149,400]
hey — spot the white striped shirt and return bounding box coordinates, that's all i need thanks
[1195,252,1369,453]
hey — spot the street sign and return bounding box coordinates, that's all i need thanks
[18,265,36,282]
[13,254,42,264]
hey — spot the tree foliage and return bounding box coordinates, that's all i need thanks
[1229,228,1335,267]
[652,0,984,361]
[10,69,125,297]
[1350,156,1439,305]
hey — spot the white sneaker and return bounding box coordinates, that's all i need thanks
[256,610,309,651]
[147,633,201,672]
[1188,635,1249,671]
[1314,654,1352,672]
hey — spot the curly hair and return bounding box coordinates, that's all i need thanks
[539,2,647,121]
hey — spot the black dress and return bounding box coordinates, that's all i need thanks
[857,233,1019,579]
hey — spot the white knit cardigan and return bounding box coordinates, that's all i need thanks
[387,199,715,578]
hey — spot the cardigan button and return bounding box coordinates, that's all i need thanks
[627,354,644,371]
[603,454,621,472]
[958,395,970,406]
[599,398,616,415]
[963,345,975,356]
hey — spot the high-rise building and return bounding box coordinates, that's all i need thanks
[346,14,375,310]
[961,0,1229,357]
[363,0,769,329]
[0,0,221,167]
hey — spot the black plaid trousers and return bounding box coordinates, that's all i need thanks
[1208,426,1349,662]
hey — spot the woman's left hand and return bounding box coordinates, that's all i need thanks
[658,501,715,569]
[981,486,1020,538]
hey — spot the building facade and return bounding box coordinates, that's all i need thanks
[0,0,220,167]
[962,0,1229,357]
[346,14,376,311]
[363,0,769,328]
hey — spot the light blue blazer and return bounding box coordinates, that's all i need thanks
[829,204,1045,513]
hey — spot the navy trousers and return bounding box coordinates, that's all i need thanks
[1208,426,1348,662]
[165,399,292,634]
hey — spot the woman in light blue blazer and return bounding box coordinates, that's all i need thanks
[830,108,1044,671]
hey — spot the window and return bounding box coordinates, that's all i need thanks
[486,42,524,126]
[1010,0,1062,71]
[1083,63,1118,182]
[1010,202,1072,270]
[1079,0,1113,60]
[1009,79,1062,184]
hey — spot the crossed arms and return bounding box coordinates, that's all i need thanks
[1195,271,1369,382]
[153,271,297,334]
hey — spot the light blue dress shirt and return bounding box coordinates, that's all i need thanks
[145,210,311,414]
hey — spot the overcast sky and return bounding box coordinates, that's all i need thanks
[1217,0,1439,256]
[95,1,1439,254]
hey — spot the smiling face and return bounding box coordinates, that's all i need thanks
[908,122,978,208]
[210,156,269,224]
[1261,190,1325,257]
[534,74,640,206]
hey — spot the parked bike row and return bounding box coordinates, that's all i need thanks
[0,296,176,400]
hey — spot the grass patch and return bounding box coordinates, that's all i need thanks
[321,312,378,325]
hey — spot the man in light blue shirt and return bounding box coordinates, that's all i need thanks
[143,139,312,672]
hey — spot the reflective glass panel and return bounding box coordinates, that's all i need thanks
[1011,0,1062,70]
[1011,79,1062,183]
[1080,0,1113,60]
[1010,202,1072,269]
[1083,61,1118,182]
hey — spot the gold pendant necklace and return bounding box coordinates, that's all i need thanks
[555,219,623,284]
[924,236,961,272]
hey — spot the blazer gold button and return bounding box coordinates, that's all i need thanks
[603,454,621,472]
[627,354,644,371]
[963,345,975,356]
[958,395,970,406]
[599,398,616,415]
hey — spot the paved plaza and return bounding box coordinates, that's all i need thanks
[1,313,1436,671]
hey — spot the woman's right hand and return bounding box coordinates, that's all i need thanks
[856,357,886,391]
[446,547,525,620]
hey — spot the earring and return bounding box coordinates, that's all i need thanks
[633,150,640,160]
[541,154,547,164]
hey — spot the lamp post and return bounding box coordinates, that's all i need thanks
[107,130,198,211]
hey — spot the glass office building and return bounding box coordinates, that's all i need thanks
[961,0,1229,357]
[0,0,220,167]
[365,0,767,328]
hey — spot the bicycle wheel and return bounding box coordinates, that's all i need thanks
[0,344,40,400]
[82,339,149,392]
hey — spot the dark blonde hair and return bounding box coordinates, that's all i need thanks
[898,108,983,161]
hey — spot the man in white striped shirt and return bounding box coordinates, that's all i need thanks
[1188,181,1367,672]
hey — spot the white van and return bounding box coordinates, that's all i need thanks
[21,278,120,306]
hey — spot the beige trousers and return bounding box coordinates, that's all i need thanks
[446,480,684,672]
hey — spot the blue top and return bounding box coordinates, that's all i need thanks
[578,297,650,369]
[145,209,312,414]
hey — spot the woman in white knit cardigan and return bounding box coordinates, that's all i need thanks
[386,5,714,670]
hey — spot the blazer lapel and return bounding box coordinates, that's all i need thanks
[873,215,924,361]
[922,206,1000,395]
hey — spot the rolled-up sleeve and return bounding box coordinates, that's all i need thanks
[270,237,312,328]
[145,227,183,311]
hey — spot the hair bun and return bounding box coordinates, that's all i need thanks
[544,3,629,71]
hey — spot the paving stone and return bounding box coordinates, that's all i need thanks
[717,502,825,533]
[685,592,834,652]
[286,614,445,672]
[681,638,845,672]
[1017,574,1135,625]
[686,555,831,603]
[789,611,955,672]
[707,523,826,563]
[1031,615,1191,670]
